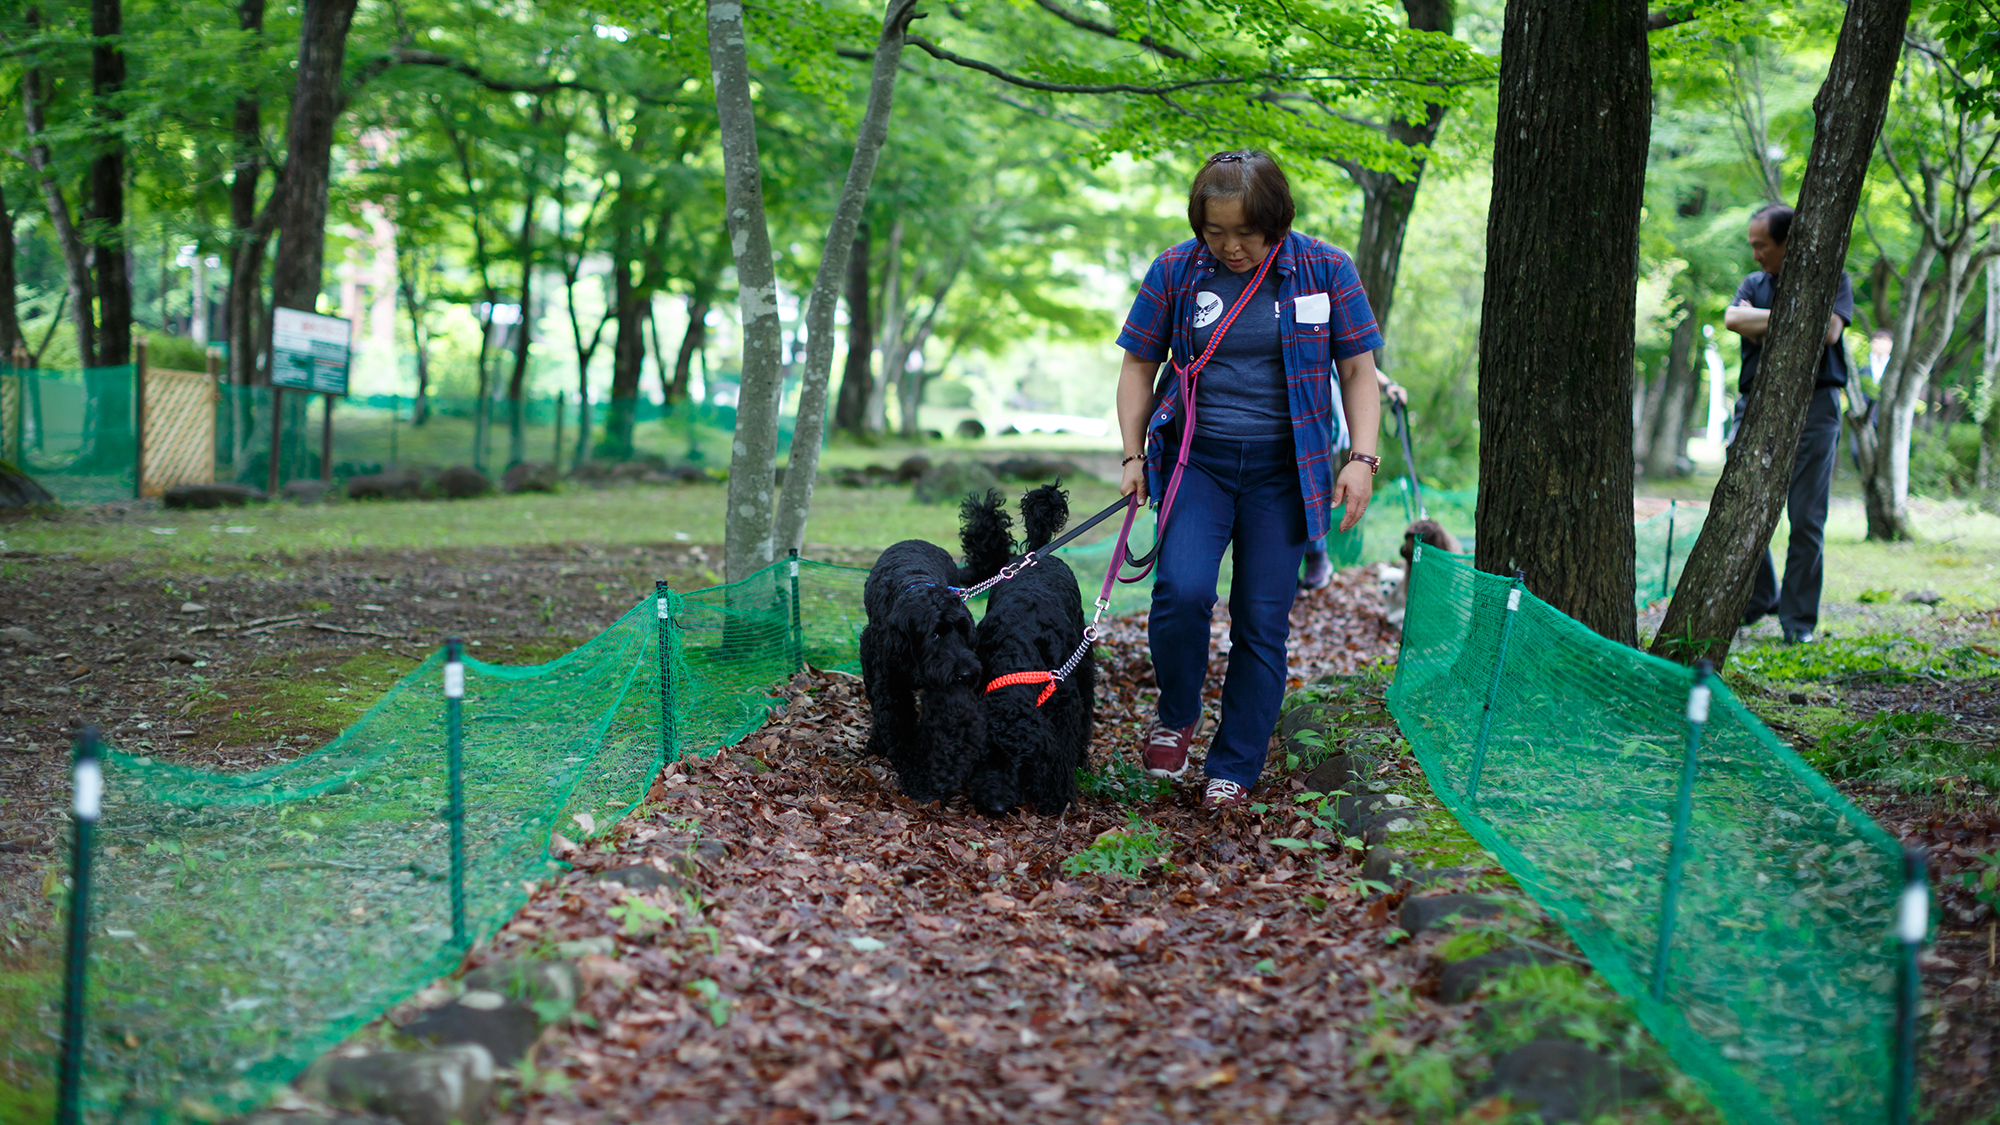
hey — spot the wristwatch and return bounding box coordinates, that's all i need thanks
[1348,452,1381,475]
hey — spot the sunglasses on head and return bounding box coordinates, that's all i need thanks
[1205,151,1249,166]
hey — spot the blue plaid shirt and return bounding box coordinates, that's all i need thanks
[1117,232,1382,540]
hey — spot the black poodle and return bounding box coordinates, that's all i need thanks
[858,532,985,804]
[959,484,1096,816]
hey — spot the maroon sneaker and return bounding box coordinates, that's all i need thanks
[1202,778,1251,811]
[1141,719,1199,779]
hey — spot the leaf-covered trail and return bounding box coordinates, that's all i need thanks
[491,569,1423,1123]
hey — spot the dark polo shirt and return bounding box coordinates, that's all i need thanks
[1734,270,1855,392]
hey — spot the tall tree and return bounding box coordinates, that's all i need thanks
[20,7,97,370]
[1652,0,1909,664]
[266,0,361,315]
[833,222,871,435]
[1337,0,1452,345]
[772,0,920,555]
[88,0,129,370]
[1473,0,1652,644]
[224,0,267,389]
[1847,36,1999,540]
[708,0,787,581]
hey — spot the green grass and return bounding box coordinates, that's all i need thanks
[0,477,1131,575]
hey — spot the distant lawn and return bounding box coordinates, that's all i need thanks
[0,477,1130,576]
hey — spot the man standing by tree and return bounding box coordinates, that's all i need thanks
[1723,203,1854,645]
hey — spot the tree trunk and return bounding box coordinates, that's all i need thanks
[671,291,710,404]
[866,219,905,433]
[774,0,920,554]
[605,255,647,459]
[90,0,130,369]
[1340,0,1450,348]
[226,0,266,389]
[266,0,361,315]
[894,260,961,439]
[0,187,19,364]
[20,12,98,370]
[1978,248,2000,493]
[835,224,872,435]
[1473,0,1651,645]
[1644,313,1698,478]
[1854,241,1993,538]
[507,184,537,468]
[709,0,788,581]
[1651,0,1907,665]
[398,266,431,430]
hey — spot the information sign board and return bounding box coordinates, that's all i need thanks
[270,308,351,395]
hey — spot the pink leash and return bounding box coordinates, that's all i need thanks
[1110,249,1279,589]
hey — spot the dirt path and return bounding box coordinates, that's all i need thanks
[486,574,1419,1123]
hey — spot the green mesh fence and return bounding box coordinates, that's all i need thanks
[1388,545,1912,1125]
[38,556,868,1120]
[1,366,138,504]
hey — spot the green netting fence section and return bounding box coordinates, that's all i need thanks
[34,556,867,1121]
[1388,545,1910,1125]
[1051,479,1706,616]
[1,366,139,504]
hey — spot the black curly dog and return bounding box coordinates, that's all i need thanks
[959,484,1096,816]
[859,529,985,804]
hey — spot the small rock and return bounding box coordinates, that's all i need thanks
[400,996,540,1068]
[1303,753,1373,796]
[1439,948,1549,1003]
[346,469,427,501]
[595,864,692,895]
[282,479,330,505]
[1471,1039,1661,1122]
[301,1044,495,1125]
[1903,589,1944,606]
[1363,848,1410,884]
[462,960,580,1008]
[500,461,559,494]
[162,482,265,509]
[893,455,931,483]
[0,463,57,509]
[180,602,208,614]
[912,460,1001,505]
[437,465,493,500]
[1399,893,1508,935]
[1787,692,1808,705]
[690,838,732,866]
[165,647,205,664]
[555,935,615,958]
[1330,792,1393,831]
[0,626,45,648]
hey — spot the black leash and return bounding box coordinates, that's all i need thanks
[1392,399,1427,522]
[954,493,1140,600]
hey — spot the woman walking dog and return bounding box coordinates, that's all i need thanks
[1116,150,1383,811]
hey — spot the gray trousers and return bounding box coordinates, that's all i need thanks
[1744,385,1841,639]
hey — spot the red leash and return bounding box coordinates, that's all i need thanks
[991,254,1277,705]
[1116,249,1277,585]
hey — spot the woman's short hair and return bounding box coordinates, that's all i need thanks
[1188,150,1295,243]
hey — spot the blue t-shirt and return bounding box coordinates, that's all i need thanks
[1189,265,1288,439]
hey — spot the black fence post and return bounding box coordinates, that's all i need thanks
[787,549,803,673]
[57,725,103,1125]
[1650,659,1711,1001]
[1464,571,1526,805]
[1661,499,1677,601]
[444,639,466,948]
[1891,847,1928,1125]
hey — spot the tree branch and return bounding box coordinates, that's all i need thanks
[1027,0,1193,61]
[901,35,1481,95]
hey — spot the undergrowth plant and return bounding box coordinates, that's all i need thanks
[1077,757,1171,805]
[1809,711,2000,793]
[1062,816,1173,878]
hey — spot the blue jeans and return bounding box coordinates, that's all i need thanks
[1151,435,1309,788]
